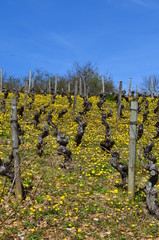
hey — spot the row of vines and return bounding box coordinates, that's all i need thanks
[0,90,159,239]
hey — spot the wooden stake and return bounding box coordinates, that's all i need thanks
[151,79,153,99]
[24,80,28,121]
[79,77,82,96]
[84,79,86,97]
[117,81,122,122]
[32,79,34,89]
[136,85,138,99]
[158,94,159,119]
[73,81,78,115]
[28,70,32,94]
[128,100,138,200]
[128,78,131,97]
[55,74,57,95]
[49,79,51,94]
[102,76,105,94]
[0,67,2,94]
[11,98,23,200]
[68,81,70,92]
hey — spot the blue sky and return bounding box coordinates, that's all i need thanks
[1,0,159,91]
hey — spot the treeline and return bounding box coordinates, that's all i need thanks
[2,62,115,95]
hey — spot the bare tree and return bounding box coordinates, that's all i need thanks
[141,75,159,95]
[30,69,55,93]
[65,61,115,95]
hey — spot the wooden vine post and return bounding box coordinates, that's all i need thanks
[84,79,86,97]
[117,81,122,122]
[79,77,82,96]
[128,77,131,97]
[48,79,51,94]
[136,85,138,99]
[32,79,34,89]
[28,70,32,94]
[158,94,159,119]
[55,74,57,95]
[0,67,2,94]
[24,80,28,121]
[68,81,71,93]
[102,76,105,94]
[73,81,78,115]
[11,98,23,200]
[151,79,153,99]
[128,100,138,200]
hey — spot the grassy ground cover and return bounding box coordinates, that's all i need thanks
[0,93,159,239]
